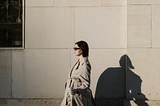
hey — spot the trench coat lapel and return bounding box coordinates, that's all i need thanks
[68,57,88,78]
[68,59,79,78]
[79,57,88,65]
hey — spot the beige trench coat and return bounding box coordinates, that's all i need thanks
[61,57,96,106]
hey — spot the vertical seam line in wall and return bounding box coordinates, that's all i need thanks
[24,0,26,49]
[125,52,127,99]
[74,7,75,43]
[126,2,128,50]
[126,0,128,99]
[126,1,128,51]
[11,50,12,98]
[126,2,128,51]
[70,49,71,68]
[101,0,102,7]
[151,4,152,48]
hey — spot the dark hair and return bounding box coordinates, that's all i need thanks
[75,41,89,57]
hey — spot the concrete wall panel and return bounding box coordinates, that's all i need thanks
[127,48,160,100]
[90,49,126,98]
[102,0,126,6]
[128,0,160,4]
[152,5,160,48]
[11,50,24,98]
[27,0,54,6]
[127,5,151,47]
[26,7,74,48]
[12,49,70,98]
[0,50,12,98]
[75,7,127,49]
[55,0,101,6]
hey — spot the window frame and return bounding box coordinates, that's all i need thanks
[0,0,25,49]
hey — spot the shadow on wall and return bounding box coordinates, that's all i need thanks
[95,55,149,106]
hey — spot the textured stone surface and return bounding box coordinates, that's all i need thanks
[0,50,11,98]
[12,49,70,98]
[95,99,123,106]
[55,0,101,6]
[26,7,74,48]
[102,0,126,6]
[0,99,59,106]
[152,5,160,48]
[127,48,160,100]
[27,0,54,6]
[127,5,151,47]
[124,100,160,106]
[1,99,160,106]
[128,0,160,4]
[55,99,63,106]
[0,99,123,106]
[75,7,127,49]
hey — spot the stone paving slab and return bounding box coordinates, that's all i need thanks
[1,99,160,106]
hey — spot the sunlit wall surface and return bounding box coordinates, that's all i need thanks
[0,0,160,106]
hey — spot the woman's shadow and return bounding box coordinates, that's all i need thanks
[95,55,149,106]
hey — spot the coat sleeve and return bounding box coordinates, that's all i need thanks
[76,63,91,94]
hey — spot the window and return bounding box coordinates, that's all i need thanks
[0,0,24,48]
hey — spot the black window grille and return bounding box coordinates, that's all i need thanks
[0,0,23,47]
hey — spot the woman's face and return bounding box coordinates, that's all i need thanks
[74,44,83,57]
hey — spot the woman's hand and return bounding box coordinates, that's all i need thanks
[71,89,77,95]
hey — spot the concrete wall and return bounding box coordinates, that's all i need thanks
[127,0,160,101]
[0,0,160,106]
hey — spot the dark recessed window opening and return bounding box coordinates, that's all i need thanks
[0,0,23,47]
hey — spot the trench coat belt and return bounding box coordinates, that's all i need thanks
[66,77,81,104]
[68,76,81,88]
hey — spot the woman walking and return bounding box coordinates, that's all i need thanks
[61,41,96,106]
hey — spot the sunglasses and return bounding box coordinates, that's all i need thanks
[73,48,81,50]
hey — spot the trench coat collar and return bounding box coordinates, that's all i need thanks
[79,57,89,65]
[68,57,89,78]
